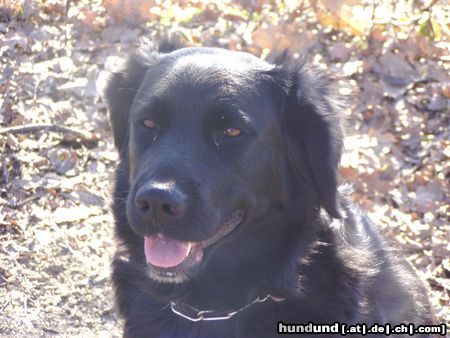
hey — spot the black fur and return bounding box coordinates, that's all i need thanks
[103,39,431,337]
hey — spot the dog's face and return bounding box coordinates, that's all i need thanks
[104,41,343,283]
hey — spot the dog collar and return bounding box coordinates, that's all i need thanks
[170,294,285,322]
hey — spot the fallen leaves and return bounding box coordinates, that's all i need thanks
[316,0,374,36]
[328,41,352,62]
[252,21,316,53]
[52,205,102,224]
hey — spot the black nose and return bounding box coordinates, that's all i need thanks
[135,182,186,226]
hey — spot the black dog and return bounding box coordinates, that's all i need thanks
[103,39,431,337]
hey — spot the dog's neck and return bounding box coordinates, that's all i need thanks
[171,209,323,311]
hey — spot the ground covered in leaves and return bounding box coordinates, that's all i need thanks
[0,0,448,336]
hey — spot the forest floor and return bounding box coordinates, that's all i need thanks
[0,0,449,336]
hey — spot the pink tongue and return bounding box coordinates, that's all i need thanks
[144,235,192,268]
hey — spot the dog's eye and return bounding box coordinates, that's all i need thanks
[142,119,157,129]
[222,127,242,138]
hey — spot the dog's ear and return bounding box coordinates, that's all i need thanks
[103,38,184,150]
[103,39,157,150]
[275,60,344,218]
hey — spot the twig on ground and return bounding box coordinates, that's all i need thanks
[0,299,10,314]
[1,158,9,184]
[13,194,43,209]
[0,123,97,142]
[366,0,378,51]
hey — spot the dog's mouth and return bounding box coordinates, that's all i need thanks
[144,210,244,279]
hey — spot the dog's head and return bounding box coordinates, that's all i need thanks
[104,39,343,283]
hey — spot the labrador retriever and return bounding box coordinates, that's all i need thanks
[103,39,431,338]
